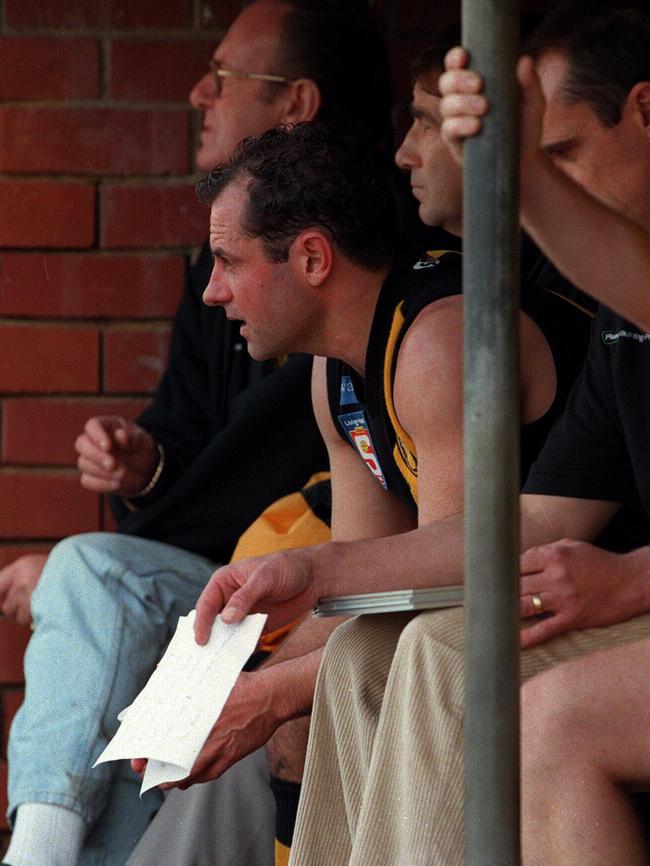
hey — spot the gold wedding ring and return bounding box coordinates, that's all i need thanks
[531,593,544,615]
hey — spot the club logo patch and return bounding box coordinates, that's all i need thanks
[412,250,442,270]
[338,409,387,489]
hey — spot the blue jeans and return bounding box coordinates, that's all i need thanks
[8,532,218,866]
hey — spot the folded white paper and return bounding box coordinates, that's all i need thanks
[94,610,267,794]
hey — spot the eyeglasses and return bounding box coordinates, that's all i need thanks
[208,59,292,98]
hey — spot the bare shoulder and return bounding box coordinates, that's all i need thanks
[393,294,464,435]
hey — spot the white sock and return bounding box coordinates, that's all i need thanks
[5,802,86,866]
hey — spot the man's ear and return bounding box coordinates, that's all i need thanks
[291,229,333,287]
[279,78,322,124]
[629,82,650,134]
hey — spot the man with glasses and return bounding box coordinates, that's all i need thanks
[1,3,398,866]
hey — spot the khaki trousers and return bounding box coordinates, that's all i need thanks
[290,608,650,866]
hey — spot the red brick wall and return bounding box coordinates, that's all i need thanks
[0,0,233,845]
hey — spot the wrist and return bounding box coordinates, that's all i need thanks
[130,443,165,499]
[622,546,650,609]
[262,652,321,724]
[311,540,345,602]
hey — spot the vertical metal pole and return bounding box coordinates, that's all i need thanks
[461,2,521,865]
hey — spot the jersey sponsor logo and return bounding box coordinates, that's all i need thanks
[412,250,443,270]
[340,374,358,406]
[338,409,387,489]
[601,329,650,345]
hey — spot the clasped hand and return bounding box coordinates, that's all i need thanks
[519,539,650,648]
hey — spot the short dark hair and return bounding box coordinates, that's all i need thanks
[243,0,393,152]
[412,26,462,93]
[197,123,397,270]
[411,16,541,93]
[528,0,650,126]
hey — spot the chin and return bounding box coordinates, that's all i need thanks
[418,203,437,228]
[195,149,222,174]
[245,343,269,361]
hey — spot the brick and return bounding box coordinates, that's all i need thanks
[101,185,207,248]
[0,471,101,538]
[2,689,24,757]
[0,36,100,100]
[0,181,95,248]
[0,758,7,831]
[0,253,184,318]
[199,0,242,30]
[5,0,191,30]
[2,398,149,465]
[0,621,31,683]
[111,39,214,102]
[0,324,99,393]
[103,327,171,393]
[0,107,189,175]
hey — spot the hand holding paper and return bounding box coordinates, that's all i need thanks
[94,610,267,794]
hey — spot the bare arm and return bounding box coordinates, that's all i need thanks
[516,57,650,331]
[439,48,650,330]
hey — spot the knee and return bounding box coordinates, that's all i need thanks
[395,609,464,673]
[521,664,586,773]
[42,533,111,574]
[32,533,126,611]
[36,534,103,591]
[390,611,465,717]
[266,716,310,781]
[321,615,394,686]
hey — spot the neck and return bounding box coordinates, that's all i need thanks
[318,262,390,377]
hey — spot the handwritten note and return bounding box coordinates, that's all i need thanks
[94,610,267,794]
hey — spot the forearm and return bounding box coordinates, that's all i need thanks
[261,613,346,669]
[261,646,325,723]
[310,511,466,600]
[617,546,650,615]
[308,495,621,601]
[521,154,650,331]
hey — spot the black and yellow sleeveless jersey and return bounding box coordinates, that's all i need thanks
[326,250,462,513]
[326,247,594,516]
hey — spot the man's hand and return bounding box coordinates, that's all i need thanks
[519,540,650,648]
[438,46,488,165]
[194,547,322,643]
[131,667,289,788]
[75,416,159,498]
[0,553,48,623]
[439,48,546,176]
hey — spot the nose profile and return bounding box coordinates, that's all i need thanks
[395,125,420,170]
[190,71,215,110]
[203,262,232,307]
